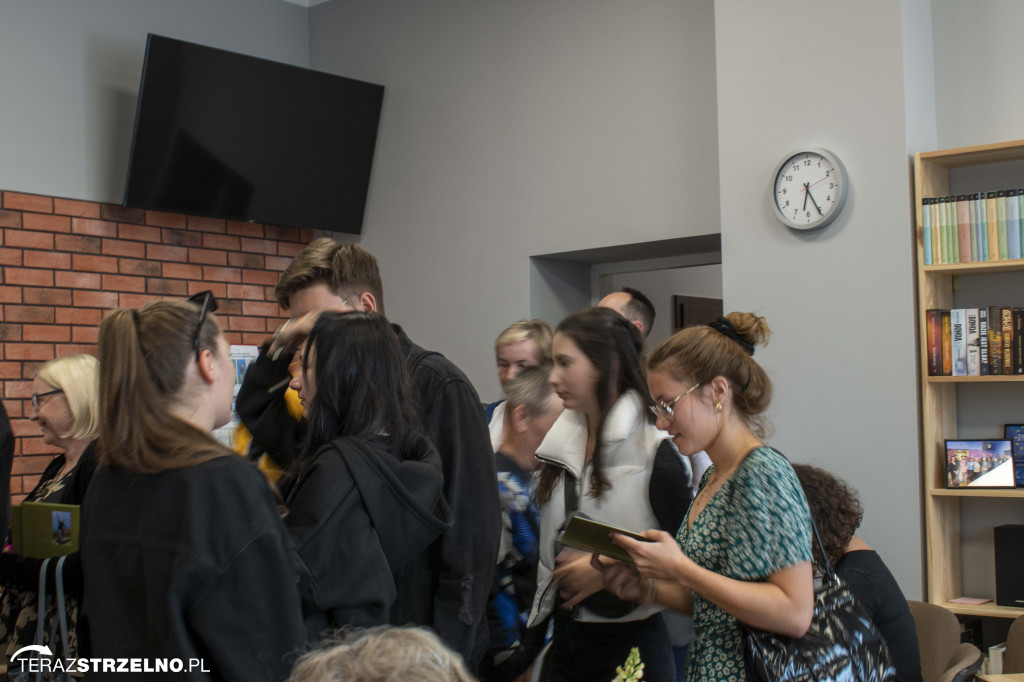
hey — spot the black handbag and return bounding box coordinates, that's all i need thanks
[739,482,897,682]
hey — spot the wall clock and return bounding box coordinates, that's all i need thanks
[771,148,848,230]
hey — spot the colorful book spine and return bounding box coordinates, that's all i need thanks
[935,197,945,263]
[942,310,952,376]
[977,192,989,261]
[1019,189,1024,259]
[927,309,942,376]
[1014,308,1024,374]
[948,196,960,263]
[997,190,1009,261]
[969,194,979,264]
[987,191,1000,260]
[956,195,971,262]
[1002,306,1014,375]
[951,309,966,375]
[989,305,1004,375]
[966,308,980,376]
[1007,189,1021,260]
[979,307,990,375]
[922,198,933,265]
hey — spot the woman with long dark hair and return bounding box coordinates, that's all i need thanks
[527,307,690,682]
[284,311,449,639]
[83,296,306,681]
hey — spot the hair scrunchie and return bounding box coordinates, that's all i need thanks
[707,317,754,356]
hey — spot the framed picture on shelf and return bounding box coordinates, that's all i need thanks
[1004,424,1024,487]
[944,439,1016,489]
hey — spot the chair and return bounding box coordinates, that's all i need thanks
[906,600,982,682]
[1004,614,1024,674]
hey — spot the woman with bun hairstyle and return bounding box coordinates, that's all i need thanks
[82,295,306,681]
[528,307,691,682]
[593,313,815,681]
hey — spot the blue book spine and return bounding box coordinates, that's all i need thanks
[978,193,989,261]
[1007,189,1021,259]
[923,198,932,265]
[969,196,978,263]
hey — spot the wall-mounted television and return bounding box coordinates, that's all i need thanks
[124,34,384,234]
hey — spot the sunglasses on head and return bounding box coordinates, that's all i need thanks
[187,290,219,361]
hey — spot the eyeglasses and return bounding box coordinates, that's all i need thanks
[187,290,219,361]
[649,382,700,419]
[31,389,63,411]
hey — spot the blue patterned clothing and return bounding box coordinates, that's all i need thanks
[676,447,812,681]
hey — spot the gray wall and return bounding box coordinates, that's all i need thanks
[713,0,924,596]
[0,0,309,205]
[309,0,721,399]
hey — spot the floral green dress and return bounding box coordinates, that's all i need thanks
[676,447,813,681]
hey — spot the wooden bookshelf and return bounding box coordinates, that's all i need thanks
[915,139,1024,620]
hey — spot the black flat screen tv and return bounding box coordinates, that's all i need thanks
[124,34,384,234]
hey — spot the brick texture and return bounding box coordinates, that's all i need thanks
[1,190,307,501]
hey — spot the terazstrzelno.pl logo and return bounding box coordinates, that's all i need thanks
[10,645,210,675]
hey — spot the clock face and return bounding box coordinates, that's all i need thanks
[771,149,847,230]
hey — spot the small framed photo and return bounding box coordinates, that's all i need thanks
[1004,424,1024,487]
[945,440,1016,488]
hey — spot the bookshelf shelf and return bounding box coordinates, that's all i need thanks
[939,602,1024,620]
[929,488,1024,499]
[926,375,1024,383]
[915,139,1024,621]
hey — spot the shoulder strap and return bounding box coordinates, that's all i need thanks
[562,470,578,515]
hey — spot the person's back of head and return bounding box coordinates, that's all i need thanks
[275,238,386,315]
[791,463,863,569]
[287,626,476,682]
[98,299,231,473]
[598,287,656,340]
[301,311,423,459]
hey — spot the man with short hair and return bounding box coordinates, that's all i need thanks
[236,238,500,669]
[598,286,656,341]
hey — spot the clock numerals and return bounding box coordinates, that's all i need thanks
[771,148,847,230]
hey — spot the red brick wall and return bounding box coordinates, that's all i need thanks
[0,190,310,501]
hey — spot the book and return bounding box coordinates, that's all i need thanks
[1002,306,1014,375]
[1014,307,1024,374]
[965,308,980,376]
[956,195,971,262]
[926,309,943,376]
[989,305,1004,375]
[10,502,80,558]
[997,190,1009,261]
[556,511,651,563]
[947,195,959,262]
[969,194,979,264]
[951,309,966,375]
[1007,189,1021,260]
[922,198,933,265]
[977,192,989,261]
[1019,189,1024,258]
[942,310,952,376]
[987,191,1000,260]
[948,596,992,605]
[979,307,990,375]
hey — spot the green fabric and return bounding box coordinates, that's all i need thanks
[676,447,812,681]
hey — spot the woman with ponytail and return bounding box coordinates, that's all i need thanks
[593,312,815,681]
[82,295,305,680]
[527,307,691,682]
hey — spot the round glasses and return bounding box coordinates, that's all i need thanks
[649,382,700,419]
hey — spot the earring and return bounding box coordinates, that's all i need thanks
[715,402,723,412]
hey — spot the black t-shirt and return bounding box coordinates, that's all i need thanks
[836,549,923,682]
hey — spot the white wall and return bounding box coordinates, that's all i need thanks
[309,0,721,400]
[0,0,309,205]
[932,0,1024,148]
[714,0,924,596]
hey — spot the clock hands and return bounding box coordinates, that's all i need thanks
[806,186,823,216]
[802,183,809,211]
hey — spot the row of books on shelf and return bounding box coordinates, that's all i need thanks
[944,427,1024,489]
[926,307,1024,376]
[922,190,1024,264]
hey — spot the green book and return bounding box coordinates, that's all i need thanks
[556,511,650,564]
[10,502,80,558]
[997,190,1009,260]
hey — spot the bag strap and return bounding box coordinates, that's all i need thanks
[53,556,70,667]
[31,557,51,682]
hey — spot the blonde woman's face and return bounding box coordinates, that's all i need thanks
[30,377,74,449]
[497,338,542,389]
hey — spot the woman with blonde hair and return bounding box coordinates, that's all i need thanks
[594,313,815,681]
[0,354,99,665]
[82,293,305,680]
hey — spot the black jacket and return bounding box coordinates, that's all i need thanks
[236,323,501,667]
[81,455,306,681]
[284,434,450,639]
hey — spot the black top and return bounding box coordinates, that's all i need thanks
[836,549,923,682]
[81,455,306,681]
